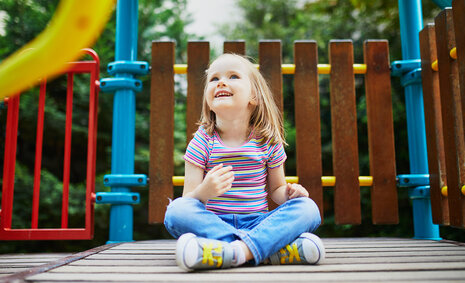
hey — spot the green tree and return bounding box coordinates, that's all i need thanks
[220,0,446,239]
[0,0,194,252]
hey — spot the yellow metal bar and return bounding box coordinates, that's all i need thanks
[172,176,373,187]
[173,63,367,75]
[431,47,457,72]
[441,185,465,197]
[174,64,187,74]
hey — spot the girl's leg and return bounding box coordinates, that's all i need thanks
[235,197,321,265]
[164,197,239,242]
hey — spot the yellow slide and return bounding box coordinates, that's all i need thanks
[0,0,115,100]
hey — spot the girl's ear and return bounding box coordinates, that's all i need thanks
[249,95,258,106]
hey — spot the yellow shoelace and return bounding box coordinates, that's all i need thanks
[202,243,223,267]
[279,243,301,264]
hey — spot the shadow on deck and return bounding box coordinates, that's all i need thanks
[2,238,465,282]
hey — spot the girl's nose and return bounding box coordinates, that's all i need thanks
[217,79,227,87]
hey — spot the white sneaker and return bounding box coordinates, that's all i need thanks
[269,233,325,265]
[176,233,234,271]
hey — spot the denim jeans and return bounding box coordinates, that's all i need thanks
[164,196,321,265]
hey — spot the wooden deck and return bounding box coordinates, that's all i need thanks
[2,238,465,282]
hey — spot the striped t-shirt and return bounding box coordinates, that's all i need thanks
[184,126,287,214]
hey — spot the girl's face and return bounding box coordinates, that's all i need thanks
[205,55,257,119]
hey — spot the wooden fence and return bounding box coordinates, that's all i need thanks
[420,0,465,228]
[149,40,398,226]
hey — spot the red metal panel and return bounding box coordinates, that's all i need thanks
[0,49,99,240]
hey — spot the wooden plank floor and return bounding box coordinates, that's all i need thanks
[3,238,465,282]
[0,253,71,278]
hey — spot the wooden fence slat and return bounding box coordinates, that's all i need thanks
[454,0,465,126]
[363,40,398,224]
[329,40,361,224]
[419,25,449,225]
[294,40,323,217]
[259,40,283,113]
[149,41,175,224]
[452,0,465,227]
[187,41,210,143]
[224,41,246,55]
[259,40,283,211]
[435,9,465,227]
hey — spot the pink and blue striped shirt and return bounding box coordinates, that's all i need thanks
[184,126,287,215]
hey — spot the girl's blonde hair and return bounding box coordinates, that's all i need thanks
[199,53,286,145]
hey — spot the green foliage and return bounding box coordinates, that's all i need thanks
[1,0,463,252]
[0,0,193,252]
[219,0,463,240]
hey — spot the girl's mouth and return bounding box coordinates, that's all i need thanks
[215,91,233,98]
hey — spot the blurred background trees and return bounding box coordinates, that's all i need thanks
[0,0,462,252]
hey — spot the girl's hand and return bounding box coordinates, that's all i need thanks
[195,163,235,202]
[287,183,309,200]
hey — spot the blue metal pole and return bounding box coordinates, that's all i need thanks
[398,0,441,240]
[108,0,139,243]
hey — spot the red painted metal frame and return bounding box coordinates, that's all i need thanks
[0,49,100,240]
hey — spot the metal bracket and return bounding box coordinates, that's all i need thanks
[103,174,147,187]
[96,192,140,204]
[107,61,150,76]
[408,186,431,199]
[391,59,421,76]
[397,174,430,187]
[391,60,423,87]
[401,68,422,87]
[99,77,143,93]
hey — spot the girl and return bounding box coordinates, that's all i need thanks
[164,53,324,271]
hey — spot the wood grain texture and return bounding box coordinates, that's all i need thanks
[452,0,465,228]
[17,238,465,282]
[329,40,361,224]
[259,40,283,211]
[420,25,449,225]
[149,41,175,223]
[224,41,246,55]
[435,9,465,227]
[259,40,283,113]
[294,41,323,217]
[363,40,398,224]
[186,41,210,143]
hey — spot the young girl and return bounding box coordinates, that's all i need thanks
[164,53,324,271]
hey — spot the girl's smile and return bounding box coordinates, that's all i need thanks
[205,55,256,120]
[214,90,233,98]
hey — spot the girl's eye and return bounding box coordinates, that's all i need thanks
[230,74,239,79]
[210,77,219,82]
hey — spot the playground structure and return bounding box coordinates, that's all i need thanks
[1,0,465,244]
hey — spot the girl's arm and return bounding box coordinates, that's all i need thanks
[267,164,309,205]
[183,162,235,204]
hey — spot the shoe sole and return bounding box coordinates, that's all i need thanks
[176,233,197,271]
[300,232,325,264]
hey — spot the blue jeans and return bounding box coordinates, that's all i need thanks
[164,197,321,265]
